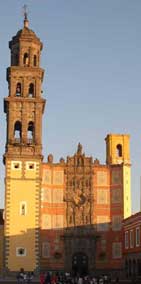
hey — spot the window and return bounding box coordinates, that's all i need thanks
[112,215,122,231]
[116,144,122,157]
[26,162,36,170]
[112,189,121,204]
[42,214,51,229]
[42,242,50,258]
[33,55,37,66]
[112,170,121,185]
[125,231,129,249]
[16,83,21,96]
[112,242,122,259]
[130,230,134,248]
[27,122,34,143]
[20,202,27,216]
[136,227,140,247]
[41,188,51,203]
[14,163,19,169]
[97,190,108,204]
[28,83,34,97]
[16,247,26,256]
[29,164,34,169]
[53,215,64,229]
[53,171,64,185]
[53,189,63,203]
[23,53,29,66]
[42,169,51,184]
[97,171,108,186]
[14,121,22,142]
[11,161,22,170]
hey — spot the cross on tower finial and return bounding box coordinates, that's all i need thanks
[23,4,28,20]
[23,4,29,28]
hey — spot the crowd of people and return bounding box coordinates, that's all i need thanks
[39,272,111,284]
[17,269,34,283]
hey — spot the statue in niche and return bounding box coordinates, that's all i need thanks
[77,143,83,155]
[48,154,53,163]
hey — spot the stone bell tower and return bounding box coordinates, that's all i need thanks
[4,13,45,272]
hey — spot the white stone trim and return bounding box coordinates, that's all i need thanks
[11,161,22,170]
[19,201,27,216]
[16,247,26,257]
[26,161,36,170]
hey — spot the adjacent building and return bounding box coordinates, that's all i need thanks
[123,212,141,278]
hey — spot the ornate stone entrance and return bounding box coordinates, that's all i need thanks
[72,252,88,276]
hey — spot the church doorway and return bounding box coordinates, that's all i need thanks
[72,252,88,276]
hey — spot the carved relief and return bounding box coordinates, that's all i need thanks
[65,144,93,227]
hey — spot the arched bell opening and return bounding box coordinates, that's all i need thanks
[14,121,22,143]
[116,144,122,157]
[16,83,21,96]
[27,121,34,144]
[28,83,34,97]
[23,52,29,66]
[33,55,37,66]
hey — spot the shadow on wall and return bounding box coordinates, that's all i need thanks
[1,220,124,275]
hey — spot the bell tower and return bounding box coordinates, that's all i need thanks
[4,14,46,272]
[105,134,131,219]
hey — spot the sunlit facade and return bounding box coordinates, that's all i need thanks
[3,18,131,274]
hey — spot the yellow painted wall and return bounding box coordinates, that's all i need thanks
[123,165,131,218]
[5,159,41,271]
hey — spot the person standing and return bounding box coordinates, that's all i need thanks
[40,273,45,284]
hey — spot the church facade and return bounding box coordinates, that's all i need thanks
[40,135,131,274]
[3,17,131,275]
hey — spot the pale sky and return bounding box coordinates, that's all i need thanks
[0,1,141,212]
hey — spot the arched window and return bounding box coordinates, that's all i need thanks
[33,55,37,66]
[16,83,21,96]
[28,83,34,97]
[23,53,29,66]
[116,144,122,157]
[14,121,22,142]
[27,121,34,143]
